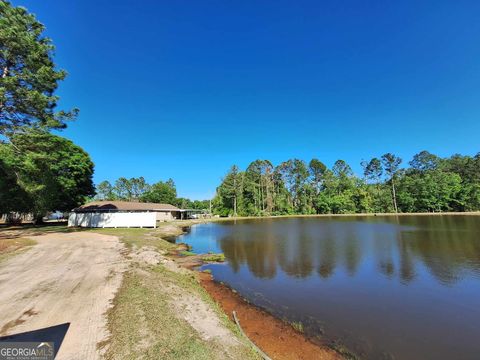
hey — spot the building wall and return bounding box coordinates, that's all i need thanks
[68,212,157,228]
[155,211,174,221]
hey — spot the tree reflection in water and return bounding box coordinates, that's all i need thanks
[180,216,480,360]
[214,216,480,285]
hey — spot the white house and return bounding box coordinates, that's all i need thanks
[68,201,183,228]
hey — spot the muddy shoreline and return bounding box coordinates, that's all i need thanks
[169,220,343,360]
[198,271,342,360]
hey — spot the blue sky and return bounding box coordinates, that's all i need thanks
[13,0,480,200]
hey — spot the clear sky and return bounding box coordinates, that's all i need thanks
[12,0,480,200]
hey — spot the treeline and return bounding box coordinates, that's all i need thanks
[213,151,480,216]
[95,177,209,210]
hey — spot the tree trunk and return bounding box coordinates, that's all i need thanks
[233,195,237,217]
[233,176,237,217]
[33,214,44,225]
[391,178,398,213]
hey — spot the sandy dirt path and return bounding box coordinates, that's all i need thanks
[0,232,126,360]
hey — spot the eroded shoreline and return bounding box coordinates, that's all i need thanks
[168,220,344,360]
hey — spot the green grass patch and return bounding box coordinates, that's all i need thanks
[291,321,304,333]
[104,263,258,359]
[179,250,196,256]
[97,225,258,359]
[202,253,225,262]
[103,270,214,360]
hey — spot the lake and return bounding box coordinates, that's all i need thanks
[176,215,480,360]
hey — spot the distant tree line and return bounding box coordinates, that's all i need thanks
[213,151,480,216]
[95,177,210,210]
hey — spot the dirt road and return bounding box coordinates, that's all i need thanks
[0,232,126,360]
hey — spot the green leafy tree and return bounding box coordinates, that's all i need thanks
[397,171,462,212]
[0,130,94,221]
[243,160,275,215]
[309,159,327,193]
[276,159,309,213]
[308,159,327,214]
[113,177,133,200]
[96,176,209,209]
[0,1,77,135]
[272,167,292,214]
[175,197,193,209]
[459,183,480,211]
[409,151,441,172]
[192,200,210,210]
[362,158,386,212]
[217,165,243,216]
[96,180,115,201]
[0,156,30,214]
[364,158,383,183]
[141,179,177,204]
[130,177,150,199]
[332,159,354,192]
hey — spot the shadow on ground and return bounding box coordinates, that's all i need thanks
[0,222,86,239]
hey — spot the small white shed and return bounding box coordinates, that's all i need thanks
[68,201,182,228]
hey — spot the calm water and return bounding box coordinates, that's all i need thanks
[176,216,480,360]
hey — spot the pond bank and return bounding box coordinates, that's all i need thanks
[198,271,342,360]
[89,223,258,360]
[168,220,343,360]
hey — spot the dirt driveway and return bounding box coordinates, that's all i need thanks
[0,232,126,359]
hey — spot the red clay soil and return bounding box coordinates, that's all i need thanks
[198,272,342,360]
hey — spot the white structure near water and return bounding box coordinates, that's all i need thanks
[68,211,158,228]
[68,201,182,228]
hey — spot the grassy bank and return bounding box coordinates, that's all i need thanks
[92,224,259,360]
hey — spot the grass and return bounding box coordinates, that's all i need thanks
[92,225,258,360]
[291,321,304,333]
[179,250,196,256]
[151,263,250,345]
[0,237,37,263]
[103,270,215,360]
[202,253,225,262]
[328,341,360,360]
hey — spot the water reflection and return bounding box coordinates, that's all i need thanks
[188,216,480,285]
[178,216,480,360]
